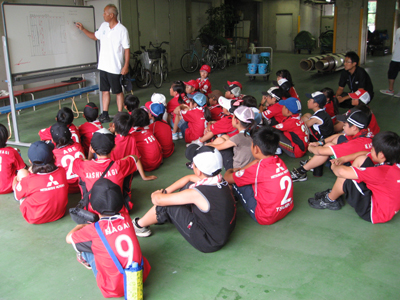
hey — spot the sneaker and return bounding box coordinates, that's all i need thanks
[394,92,400,98]
[314,189,332,200]
[308,194,342,210]
[290,168,307,182]
[191,138,203,146]
[380,89,394,96]
[186,162,193,170]
[178,132,183,139]
[275,147,282,155]
[300,157,314,171]
[76,253,92,270]
[133,218,152,237]
[172,132,178,140]
[98,113,111,123]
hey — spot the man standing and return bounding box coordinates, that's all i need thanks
[336,51,374,108]
[380,27,400,97]
[76,4,130,123]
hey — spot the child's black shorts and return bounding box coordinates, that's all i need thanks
[343,179,372,222]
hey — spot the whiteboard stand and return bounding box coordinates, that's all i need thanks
[2,36,30,147]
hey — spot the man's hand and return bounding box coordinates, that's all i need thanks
[75,22,84,31]
[121,65,129,76]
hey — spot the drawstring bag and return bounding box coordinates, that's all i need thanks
[95,222,144,300]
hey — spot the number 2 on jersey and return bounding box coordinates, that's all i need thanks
[61,152,85,180]
[280,175,292,205]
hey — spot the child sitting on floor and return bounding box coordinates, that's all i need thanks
[291,109,373,182]
[184,80,201,99]
[321,87,339,123]
[308,131,400,224]
[224,81,244,100]
[130,109,163,171]
[224,126,293,225]
[301,91,334,142]
[78,103,102,157]
[146,102,174,158]
[51,122,85,194]
[207,90,223,121]
[124,94,140,115]
[273,97,309,158]
[39,107,81,144]
[132,146,236,253]
[259,87,285,126]
[167,81,189,140]
[13,141,69,224]
[0,124,26,194]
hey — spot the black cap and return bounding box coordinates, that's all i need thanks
[185,145,223,176]
[83,102,99,120]
[50,122,71,143]
[28,141,54,165]
[120,73,132,93]
[336,109,369,129]
[91,128,115,154]
[90,178,124,215]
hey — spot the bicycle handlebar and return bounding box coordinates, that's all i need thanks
[149,41,169,49]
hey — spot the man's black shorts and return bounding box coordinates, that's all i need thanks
[100,70,122,94]
[388,61,400,80]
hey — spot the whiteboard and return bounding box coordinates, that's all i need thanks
[2,3,98,75]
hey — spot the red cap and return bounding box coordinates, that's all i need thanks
[144,101,152,111]
[183,80,199,90]
[227,81,242,89]
[200,65,211,73]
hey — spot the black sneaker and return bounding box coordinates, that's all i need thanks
[186,162,193,170]
[290,168,307,182]
[314,189,332,200]
[308,194,342,210]
[300,157,314,171]
[99,113,111,123]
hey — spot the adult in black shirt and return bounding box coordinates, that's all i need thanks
[336,51,374,108]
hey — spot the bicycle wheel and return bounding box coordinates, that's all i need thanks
[207,52,218,71]
[136,68,152,88]
[217,49,227,70]
[151,60,163,88]
[180,52,199,73]
[162,54,168,81]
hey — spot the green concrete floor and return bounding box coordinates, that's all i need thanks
[1,53,399,300]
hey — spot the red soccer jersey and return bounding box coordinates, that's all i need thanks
[71,212,151,298]
[209,104,223,121]
[72,156,138,194]
[274,115,309,158]
[325,101,335,120]
[0,147,25,194]
[39,124,81,144]
[196,78,212,95]
[181,107,207,143]
[289,86,299,99]
[210,115,238,137]
[233,156,294,225]
[15,168,68,224]
[130,127,162,171]
[53,142,85,194]
[111,134,140,161]
[352,163,400,224]
[262,103,285,124]
[78,121,103,157]
[329,131,373,159]
[149,121,174,158]
[167,95,190,123]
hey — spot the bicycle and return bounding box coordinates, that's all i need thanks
[181,38,208,73]
[148,41,169,88]
[129,50,152,88]
[204,44,227,71]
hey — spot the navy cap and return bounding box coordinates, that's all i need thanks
[28,141,54,165]
[90,178,124,215]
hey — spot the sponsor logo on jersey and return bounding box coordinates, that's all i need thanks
[235,170,245,177]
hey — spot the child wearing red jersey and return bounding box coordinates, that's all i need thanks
[167,81,188,140]
[309,131,400,224]
[273,97,309,158]
[208,90,223,121]
[334,89,380,135]
[66,178,151,298]
[259,87,285,126]
[275,69,299,99]
[124,94,140,115]
[0,124,26,194]
[51,123,85,194]
[321,87,339,122]
[132,146,236,253]
[78,103,102,157]
[151,93,168,122]
[198,97,239,144]
[224,126,293,225]
[130,109,163,171]
[39,107,80,144]
[73,128,156,211]
[146,102,174,158]
[175,93,212,143]
[108,112,139,160]
[224,81,244,100]
[13,141,68,224]
[291,109,373,182]
[196,65,212,95]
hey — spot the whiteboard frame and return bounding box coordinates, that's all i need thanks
[1,2,98,80]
